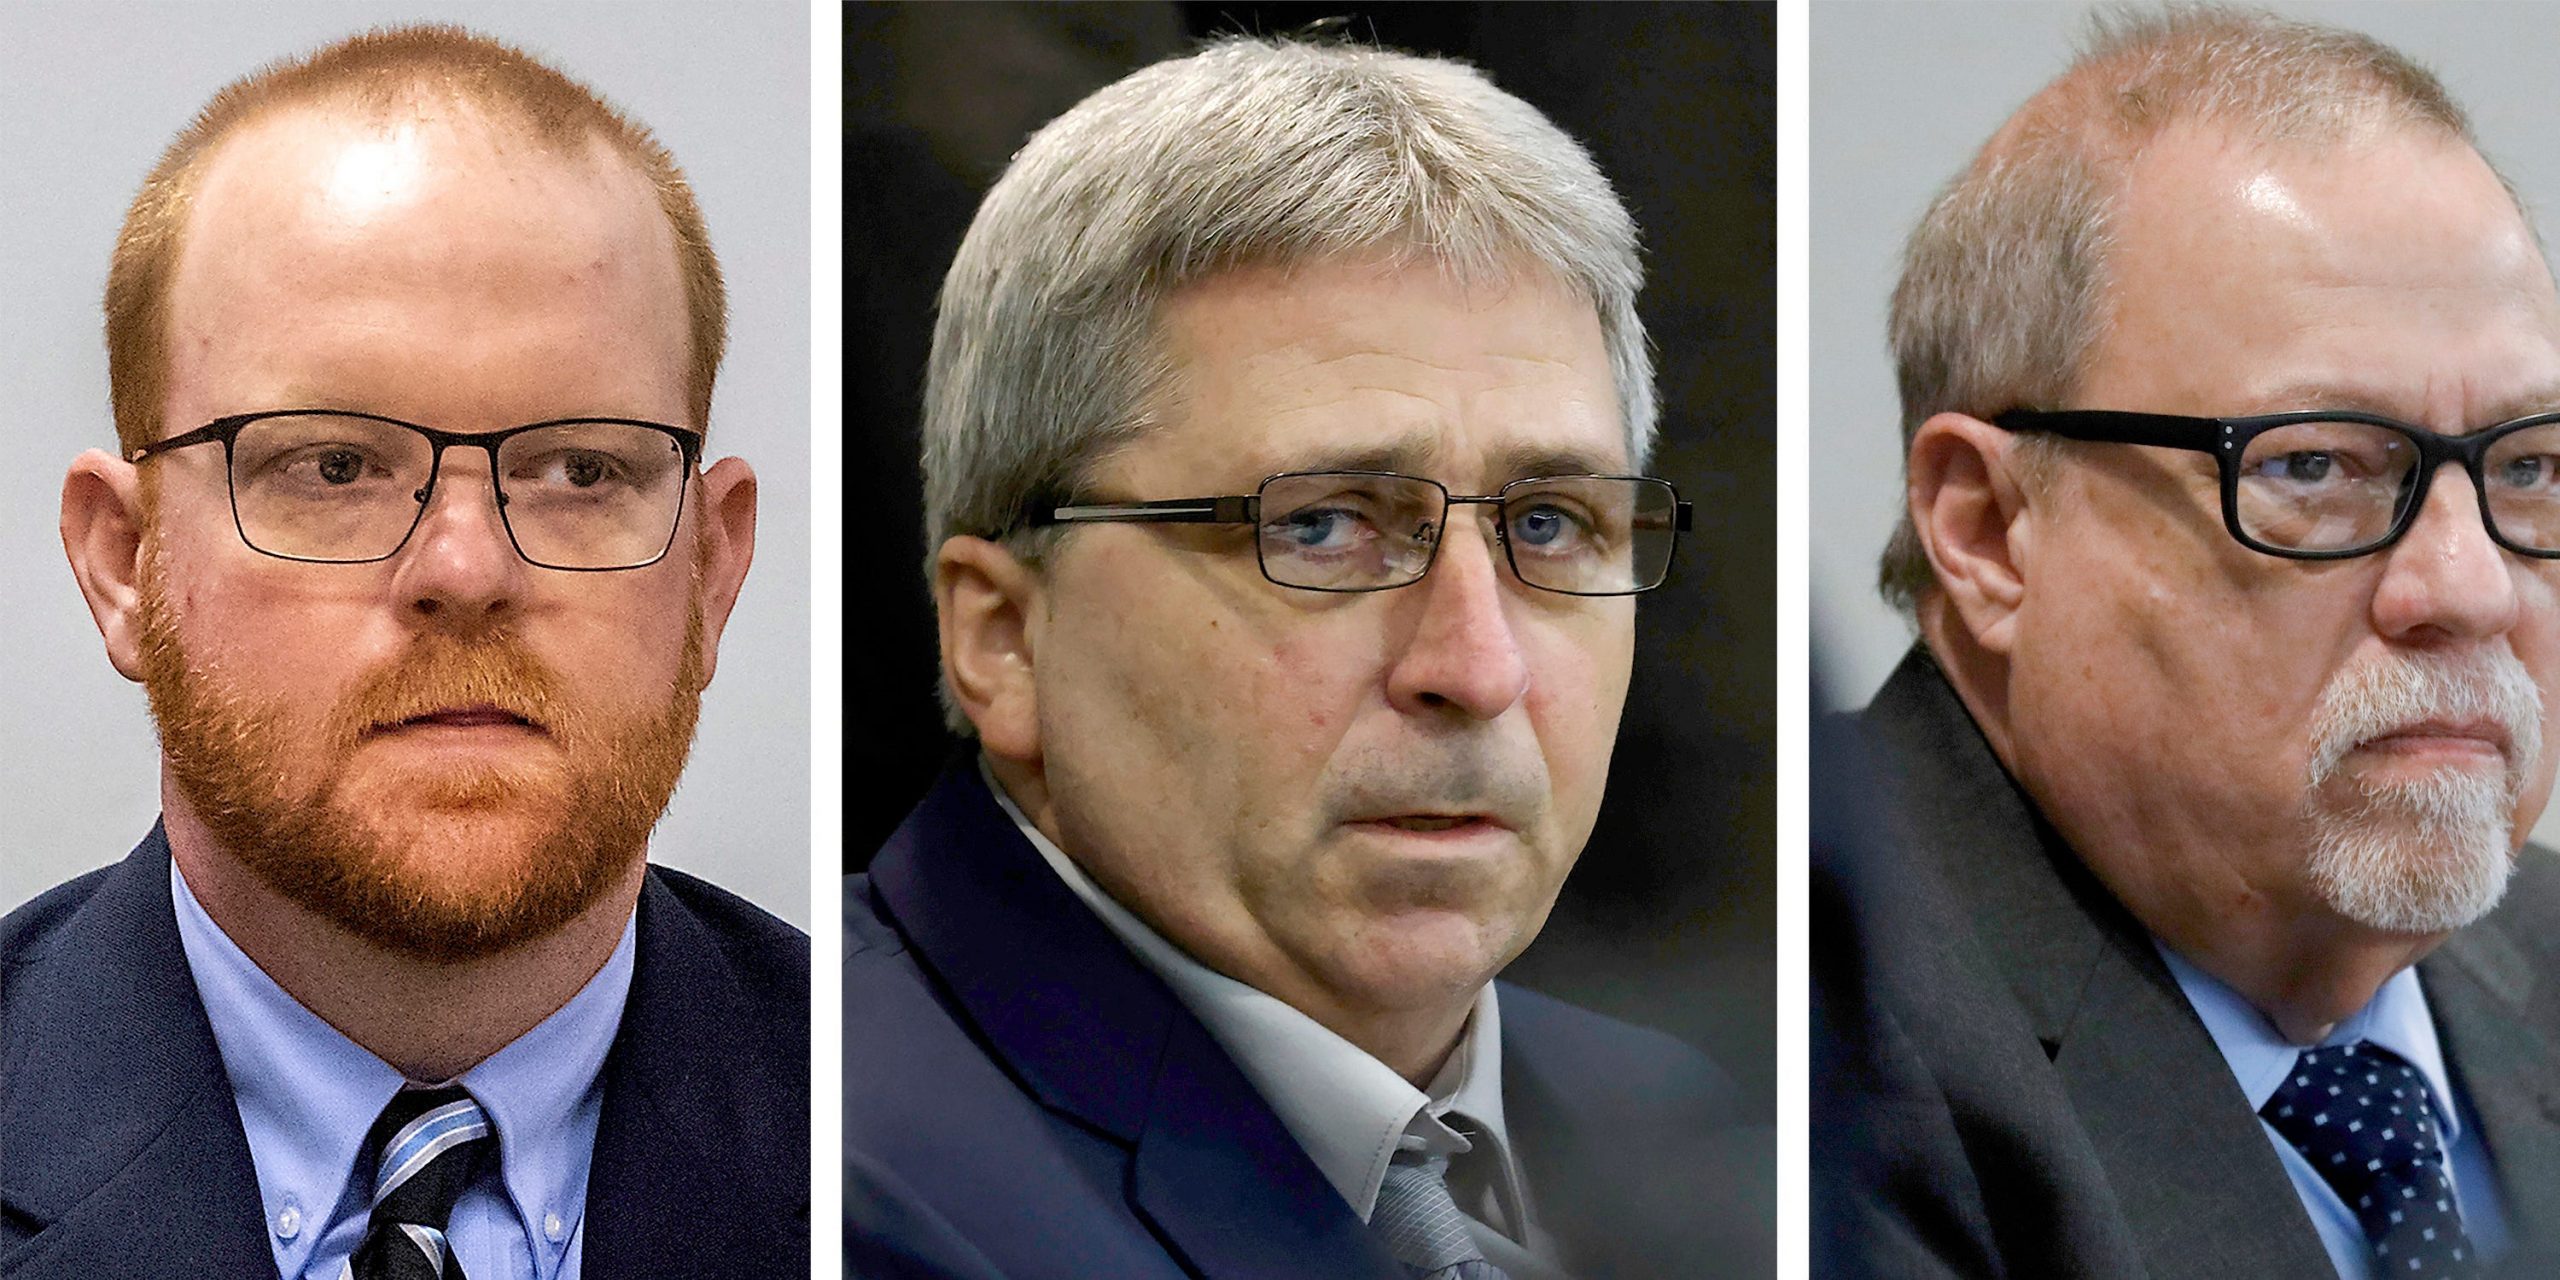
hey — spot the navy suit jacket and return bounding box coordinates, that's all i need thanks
[0,826,809,1280]
[844,764,1772,1280]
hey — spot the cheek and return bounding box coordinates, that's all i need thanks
[1515,610,1631,831]
[541,580,697,707]
[1264,626,1362,744]
[155,552,366,711]
[2014,525,2358,816]
[2510,569,2560,807]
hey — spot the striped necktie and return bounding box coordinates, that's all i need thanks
[1373,1153,1513,1280]
[351,1085,495,1280]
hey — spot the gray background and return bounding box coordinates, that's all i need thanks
[1811,0,2560,840]
[0,1,811,926]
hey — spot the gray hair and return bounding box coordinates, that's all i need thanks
[1878,3,2488,616]
[921,36,1653,691]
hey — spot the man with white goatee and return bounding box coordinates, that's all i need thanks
[1821,7,2560,1278]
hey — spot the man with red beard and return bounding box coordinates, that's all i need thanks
[1817,7,2560,1278]
[3,26,804,1280]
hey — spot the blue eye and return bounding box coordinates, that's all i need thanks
[1275,507,1364,549]
[2253,452,2336,484]
[1511,506,1571,547]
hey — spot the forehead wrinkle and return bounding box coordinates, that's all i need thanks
[2238,376,2560,430]
[1255,429,1441,478]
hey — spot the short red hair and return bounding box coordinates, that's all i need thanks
[106,23,727,456]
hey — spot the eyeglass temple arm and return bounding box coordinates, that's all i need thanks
[1033,495,1258,527]
[126,417,250,463]
[1992,410,2221,453]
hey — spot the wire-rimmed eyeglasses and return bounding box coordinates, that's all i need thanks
[128,409,702,571]
[1995,407,2560,561]
[1028,469,1693,595]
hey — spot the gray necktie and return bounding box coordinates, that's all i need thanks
[1374,1154,1513,1280]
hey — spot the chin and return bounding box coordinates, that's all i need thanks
[2304,772,2517,935]
[1327,907,1523,1008]
[214,788,640,964]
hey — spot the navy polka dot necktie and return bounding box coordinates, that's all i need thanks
[2260,1042,2475,1277]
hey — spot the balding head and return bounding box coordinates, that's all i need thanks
[107,24,726,459]
[1878,4,2522,614]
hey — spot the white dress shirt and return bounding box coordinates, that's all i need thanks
[984,760,1564,1275]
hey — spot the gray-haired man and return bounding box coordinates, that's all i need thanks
[846,36,1766,1280]
[1821,7,2560,1277]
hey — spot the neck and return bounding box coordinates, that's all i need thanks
[984,751,1477,1087]
[2152,910,2439,1045]
[1319,999,1476,1088]
[162,788,643,1082]
[1921,609,2441,1045]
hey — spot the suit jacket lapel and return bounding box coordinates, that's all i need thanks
[872,763,1401,1280]
[583,870,809,1278]
[2423,875,2560,1261]
[0,829,276,1280]
[1869,654,2334,1280]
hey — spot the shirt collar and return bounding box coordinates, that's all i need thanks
[173,857,636,1275]
[982,759,1525,1224]
[2156,939,2463,1148]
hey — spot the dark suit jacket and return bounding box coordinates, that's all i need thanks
[0,826,810,1280]
[844,763,1771,1280]
[1818,649,2560,1279]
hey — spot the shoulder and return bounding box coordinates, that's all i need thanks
[628,863,809,1068]
[1496,984,1774,1277]
[1,862,123,983]
[1496,982,1738,1125]
[2434,844,2560,1012]
[2441,844,2560,998]
[642,862,809,986]
[2497,843,2560,926]
[1495,983,1740,1105]
[845,871,905,961]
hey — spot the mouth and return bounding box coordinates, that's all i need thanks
[2353,719,2511,763]
[369,704,547,737]
[1348,813,1515,839]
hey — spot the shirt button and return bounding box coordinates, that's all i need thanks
[543,1210,566,1243]
[274,1204,302,1239]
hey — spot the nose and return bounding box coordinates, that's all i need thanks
[2369,463,2520,644]
[1383,513,1532,719]
[388,447,526,631]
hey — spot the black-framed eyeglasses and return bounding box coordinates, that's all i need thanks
[129,409,703,571]
[1028,469,1693,595]
[1994,408,2560,561]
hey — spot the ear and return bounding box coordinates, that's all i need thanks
[934,535,1043,764]
[685,457,758,689]
[1907,412,2036,654]
[62,450,153,682]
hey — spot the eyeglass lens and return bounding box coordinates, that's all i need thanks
[226,414,689,568]
[1252,471,1678,594]
[2234,419,2560,553]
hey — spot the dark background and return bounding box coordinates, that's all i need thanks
[845,2,1775,1114]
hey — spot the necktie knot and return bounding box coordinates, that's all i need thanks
[356,1085,494,1280]
[1374,1154,1511,1280]
[2262,1042,2474,1277]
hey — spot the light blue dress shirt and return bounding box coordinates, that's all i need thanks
[172,860,635,1280]
[2158,943,2510,1280]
